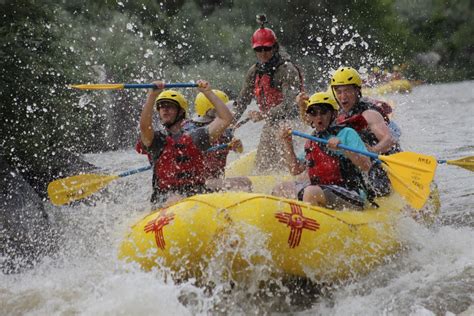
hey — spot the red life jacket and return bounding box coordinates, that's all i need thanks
[305,140,344,186]
[337,99,392,130]
[254,73,284,112]
[154,134,206,191]
[253,56,304,113]
[336,113,368,132]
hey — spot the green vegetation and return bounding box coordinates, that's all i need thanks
[1,0,472,167]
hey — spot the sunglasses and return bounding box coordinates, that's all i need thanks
[254,46,272,52]
[306,107,331,116]
[156,101,178,110]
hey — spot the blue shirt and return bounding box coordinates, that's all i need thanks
[297,127,367,161]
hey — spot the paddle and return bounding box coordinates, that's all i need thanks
[48,166,152,206]
[438,156,474,172]
[70,83,198,90]
[48,142,241,206]
[291,130,438,209]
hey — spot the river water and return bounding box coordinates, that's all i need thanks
[1,81,473,315]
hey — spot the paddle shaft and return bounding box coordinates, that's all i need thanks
[71,83,199,90]
[437,157,474,172]
[291,130,379,160]
[118,165,151,177]
[125,83,198,89]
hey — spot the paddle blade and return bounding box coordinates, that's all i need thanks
[446,156,474,172]
[48,174,119,206]
[380,152,437,209]
[70,84,125,90]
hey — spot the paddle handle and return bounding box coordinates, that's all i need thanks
[124,83,198,89]
[118,165,152,177]
[291,130,380,160]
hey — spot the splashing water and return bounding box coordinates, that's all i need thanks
[1,82,473,314]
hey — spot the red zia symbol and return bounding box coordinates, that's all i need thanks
[144,212,175,250]
[275,203,319,248]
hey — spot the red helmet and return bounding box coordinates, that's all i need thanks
[251,27,277,48]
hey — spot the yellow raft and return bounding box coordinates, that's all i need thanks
[362,79,412,96]
[118,151,440,283]
[118,191,407,284]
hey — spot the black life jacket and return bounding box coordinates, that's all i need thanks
[337,100,401,154]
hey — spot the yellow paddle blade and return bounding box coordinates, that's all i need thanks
[48,174,119,206]
[380,152,437,209]
[446,156,474,172]
[70,84,125,90]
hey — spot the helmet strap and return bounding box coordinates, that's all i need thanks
[162,107,186,129]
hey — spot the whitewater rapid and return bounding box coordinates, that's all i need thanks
[1,81,473,315]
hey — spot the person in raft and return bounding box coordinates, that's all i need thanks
[232,14,304,173]
[190,89,252,192]
[139,80,233,205]
[273,91,374,210]
[331,66,401,197]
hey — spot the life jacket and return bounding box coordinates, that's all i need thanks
[254,53,304,112]
[364,97,393,118]
[255,73,284,112]
[153,132,206,192]
[336,100,401,154]
[203,130,232,179]
[304,127,366,192]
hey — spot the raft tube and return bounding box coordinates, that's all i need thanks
[119,191,407,284]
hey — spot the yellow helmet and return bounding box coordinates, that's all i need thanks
[155,90,188,114]
[194,89,229,117]
[307,91,339,111]
[330,67,362,88]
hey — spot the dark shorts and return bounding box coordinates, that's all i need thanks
[296,181,365,210]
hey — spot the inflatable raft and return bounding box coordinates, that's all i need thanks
[362,79,412,96]
[118,151,440,283]
[118,191,406,284]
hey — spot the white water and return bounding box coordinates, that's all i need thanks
[1,81,473,315]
